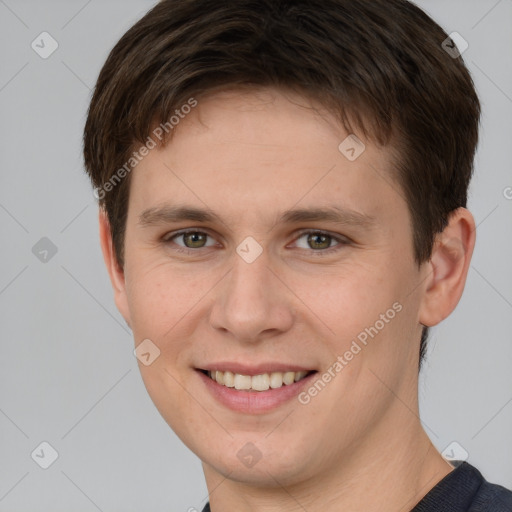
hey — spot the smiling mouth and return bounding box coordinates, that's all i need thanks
[198,369,317,391]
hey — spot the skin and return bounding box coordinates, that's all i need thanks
[99,87,476,512]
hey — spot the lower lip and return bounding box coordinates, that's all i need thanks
[196,370,318,414]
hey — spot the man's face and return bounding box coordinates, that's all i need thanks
[116,87,428,485]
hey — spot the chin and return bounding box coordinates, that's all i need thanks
[200,439,320,488]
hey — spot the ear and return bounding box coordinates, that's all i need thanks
[418,207,476,327]
[98,208,132,329]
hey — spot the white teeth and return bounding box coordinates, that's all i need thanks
[234,374,252,390]
[283,371,295,385]
[206,370,311,391]
[251,373,270,391]
[269,372,283,389]
[294,371,308,382]
[223,371,234,387]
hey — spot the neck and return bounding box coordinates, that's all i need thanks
[202,404,454,512]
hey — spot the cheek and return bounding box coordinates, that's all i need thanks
[124,260,204,337]
[300,260,414,373]
[292,263,394,333]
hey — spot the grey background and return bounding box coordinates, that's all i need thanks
[0,0,511,510]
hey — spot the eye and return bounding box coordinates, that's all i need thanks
[163,230,217,253]
[162,229,349,256]
[291,230,347,255]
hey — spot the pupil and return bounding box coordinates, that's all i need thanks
[187,232,205,247]
[310,233,329,249]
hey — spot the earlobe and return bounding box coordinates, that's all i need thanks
[98,208,132,328]
[419,208,476,327]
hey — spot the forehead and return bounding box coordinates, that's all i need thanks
[128,87,405,227]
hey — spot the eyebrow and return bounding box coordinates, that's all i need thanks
[138,204,376,231]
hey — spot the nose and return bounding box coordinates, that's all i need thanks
[208,247,294,344]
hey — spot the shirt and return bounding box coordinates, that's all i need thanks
[200,461,512,511]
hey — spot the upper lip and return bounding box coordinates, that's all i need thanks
[196,362,317,376]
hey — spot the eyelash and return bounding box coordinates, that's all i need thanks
[162,229,349,257]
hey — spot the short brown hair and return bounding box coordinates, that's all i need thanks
[83,0,481,366]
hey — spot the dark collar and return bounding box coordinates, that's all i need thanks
[201,461,487,512]
[411,461,483,511]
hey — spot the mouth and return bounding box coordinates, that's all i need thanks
[197,368,317,392]
[195,365,320,414]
